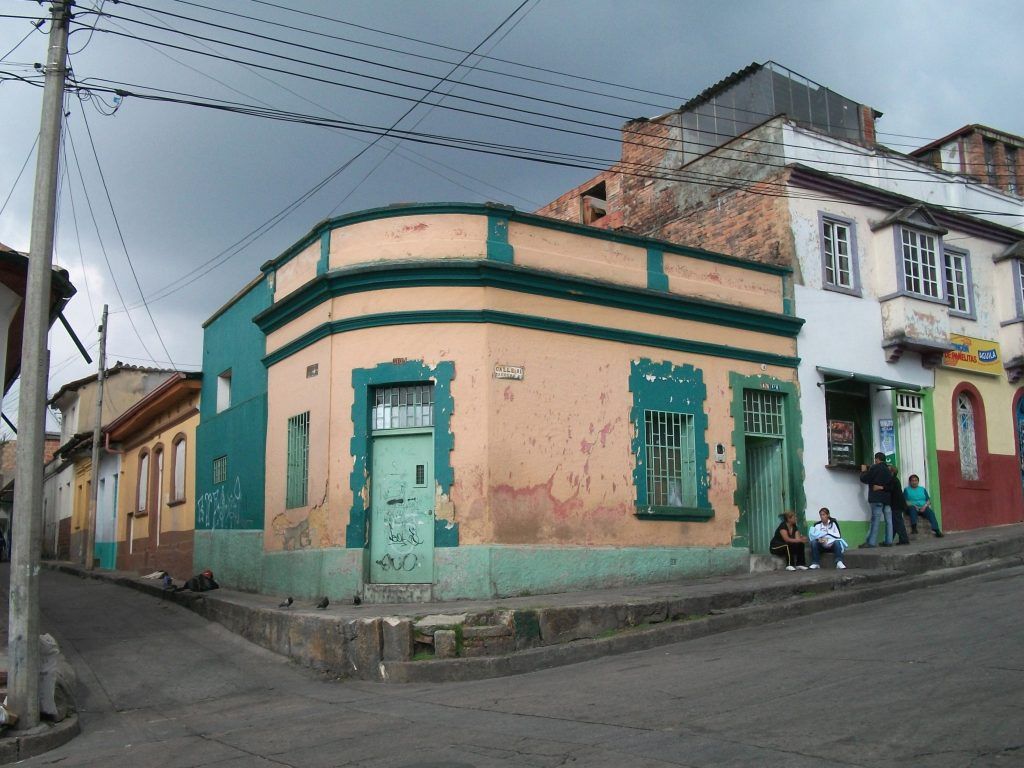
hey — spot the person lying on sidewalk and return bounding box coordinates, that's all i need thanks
[769,511,809,570]
[808,507,849,569]
[904,474,944,537]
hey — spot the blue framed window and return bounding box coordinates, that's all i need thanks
[819,213,860,295]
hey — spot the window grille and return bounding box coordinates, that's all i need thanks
[743,390,785,437]
[286,412,310,508]
[372,384,434,430]
[957,394,979,481]
[823,219,853,288]
[644,410,696,508]
[896,393,923,412]
[212,455,227,485]
[943,250,970,313]
[902,229,941,298]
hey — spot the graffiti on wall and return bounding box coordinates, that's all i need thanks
[196,477,243,530]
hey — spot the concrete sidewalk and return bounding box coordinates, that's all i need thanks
[45,523,1024,684]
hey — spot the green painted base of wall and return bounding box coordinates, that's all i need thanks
[196,533,749,602]
[94,541,117,571]
[433,545,749,601]
[194,531,361,600]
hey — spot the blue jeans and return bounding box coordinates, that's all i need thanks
[811,539,846,565]
[867,503,893,546]
[908,505,941,532]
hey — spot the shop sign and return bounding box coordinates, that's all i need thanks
[828,419,856,467]
[879,418,895,458]
[942,335,1002,376]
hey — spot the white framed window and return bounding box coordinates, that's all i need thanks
[943,247,971,315]
[901,228,941,299]
[171,437,187,502]
[216,370,232,414]
[1016,260,1024,318]
[137,451,149,512]
[821,216,856,291]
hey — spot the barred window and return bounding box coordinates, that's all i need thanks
[372,384,433,430]
[743,390,784,437]
[212,455,227,485]
[644,410,696,508]
[286,412,310,508]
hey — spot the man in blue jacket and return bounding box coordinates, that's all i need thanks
[860,452,893,547]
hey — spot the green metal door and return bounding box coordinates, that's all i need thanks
[370,432,435,584]
[746,437,785,554]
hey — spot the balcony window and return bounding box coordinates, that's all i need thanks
[901,228,941,300]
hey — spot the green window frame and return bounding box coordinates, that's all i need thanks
[212,455,227,485]
[285,411,310,508]
[630,359,711,521]
[644,410,697,508]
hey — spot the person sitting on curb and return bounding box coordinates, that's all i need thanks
[769,511,809,570]
[859,452,893,547]
[808,507,848,569]
[904,474,944,537]
[887,465,911,545]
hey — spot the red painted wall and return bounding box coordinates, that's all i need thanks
[937,451,1024,530]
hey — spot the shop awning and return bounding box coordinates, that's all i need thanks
[815,366,922,392]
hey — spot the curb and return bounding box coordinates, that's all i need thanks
[42,537,1024,684]
[381,554,1024,682]
[0,714,80,765]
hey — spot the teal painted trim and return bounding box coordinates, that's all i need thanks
[347,361,457,549]
[629,359,711,513]
[647,248,668,292]
[728,373,805,549]
[254,261,803,339]
[316,230,330,275]
[260,203,792,277]
[782,274,794,316]
[486,214,514,263]
[634,506,714,522]
[433,545,748,600]
[264,310,801,371]
[94,541,117,570]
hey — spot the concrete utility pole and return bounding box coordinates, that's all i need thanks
[8,0,71,730]
[84,304,108,570]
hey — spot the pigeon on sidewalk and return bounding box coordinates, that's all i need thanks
[278,596,293,609]
[315,596,329,610]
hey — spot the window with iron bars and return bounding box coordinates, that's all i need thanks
[743,390,785,437]
[285,412,310,508]
[644,410,696,508]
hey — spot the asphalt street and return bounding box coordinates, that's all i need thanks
[11,564,1024,767]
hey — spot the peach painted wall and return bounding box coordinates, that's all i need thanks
[274,241,319,301]
[328,215,488,269]
[263,320,795,552]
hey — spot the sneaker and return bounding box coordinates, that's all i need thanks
[859,543,876,549]
[796,565,809,570]
[785,565,796,571]
[809,563,820,569]
[911,526,918,534]
[836,561,847,569]
[897,540,910,546]
[935,530,944,537]
[880,542,893,547]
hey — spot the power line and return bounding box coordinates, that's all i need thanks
[0,133,39,218]
[73,95,177,367]
[0,18,44,62]
[64,114,159,362]
[60,133,98,325]
[68,21,1024,179]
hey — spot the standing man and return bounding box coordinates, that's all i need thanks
[860,452,893,547]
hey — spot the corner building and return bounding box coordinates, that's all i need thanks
[199,203,804,602]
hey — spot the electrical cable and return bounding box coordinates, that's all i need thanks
[0,133,38,218]
[64,115,160,363]
[0,19,43,62]
[74,95,177,368]
[61,133,98,325]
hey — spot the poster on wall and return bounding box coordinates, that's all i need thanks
[879,418,895,460]
[828,419,856,467]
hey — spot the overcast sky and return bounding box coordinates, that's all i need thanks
[1,0,1023,434]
